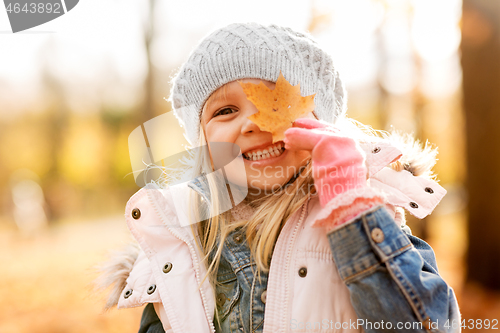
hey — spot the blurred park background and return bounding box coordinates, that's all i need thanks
[1,0,500,332]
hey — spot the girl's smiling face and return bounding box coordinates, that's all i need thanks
[201,79,314,198]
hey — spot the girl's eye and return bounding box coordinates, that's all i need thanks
[214,107,237,117]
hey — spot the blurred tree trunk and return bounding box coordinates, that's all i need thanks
[461,0,500,290]
[40,41,69,222]
[409,54,429,240]
[143,0,157,122]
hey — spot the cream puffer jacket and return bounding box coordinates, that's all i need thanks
[101,134,447,333]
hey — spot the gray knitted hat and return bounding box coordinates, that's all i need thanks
[170,22,347,146]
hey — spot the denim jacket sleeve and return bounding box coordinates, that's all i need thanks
[326,205,461,333]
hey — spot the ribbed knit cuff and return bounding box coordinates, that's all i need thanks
[311,186,386,231]
[324,196,385,233]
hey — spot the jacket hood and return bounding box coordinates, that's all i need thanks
[94,242,140,310]
[383,130,440,181]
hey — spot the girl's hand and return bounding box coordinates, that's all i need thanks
[284,118,385,230]
[284,118,368,207]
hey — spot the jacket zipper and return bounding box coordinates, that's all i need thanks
[279,199,309,332]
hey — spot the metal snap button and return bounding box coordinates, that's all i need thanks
[132,208,141,219]
[372,147,381,154]
[162,262,173,273]
[147,284,156,295]
[233,234,243,244]
[425,187,434,194]
[124,289,133,299]
[409,202,419,209]
[216,293,226,307]
[371,227,385,243]
[298,267,307,277]
[261,290,267,304]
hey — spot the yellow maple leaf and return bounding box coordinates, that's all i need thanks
[238,72,316,143]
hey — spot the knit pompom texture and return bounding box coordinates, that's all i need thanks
[169,22,347,146]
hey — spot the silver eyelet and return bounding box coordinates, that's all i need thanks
[124,289,133,299]
[147,284,156,295]
[372,147,381,154]
[163,262,173,273]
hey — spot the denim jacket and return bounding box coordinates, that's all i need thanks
[211,226,268,333]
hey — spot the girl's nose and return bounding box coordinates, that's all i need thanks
[240,114,261,135]
[240,103,261,135]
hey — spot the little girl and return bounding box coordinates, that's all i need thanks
[100,22,461,332]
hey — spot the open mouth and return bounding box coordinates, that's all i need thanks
[243,142,285,161]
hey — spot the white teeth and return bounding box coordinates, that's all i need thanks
[244,142,285,161]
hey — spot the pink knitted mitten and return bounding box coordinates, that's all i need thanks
[284,118,385,231]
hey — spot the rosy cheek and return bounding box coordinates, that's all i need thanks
[204,125,219,142]
[213,124,238,143]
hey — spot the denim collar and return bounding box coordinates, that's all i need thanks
[187,175,211,204]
